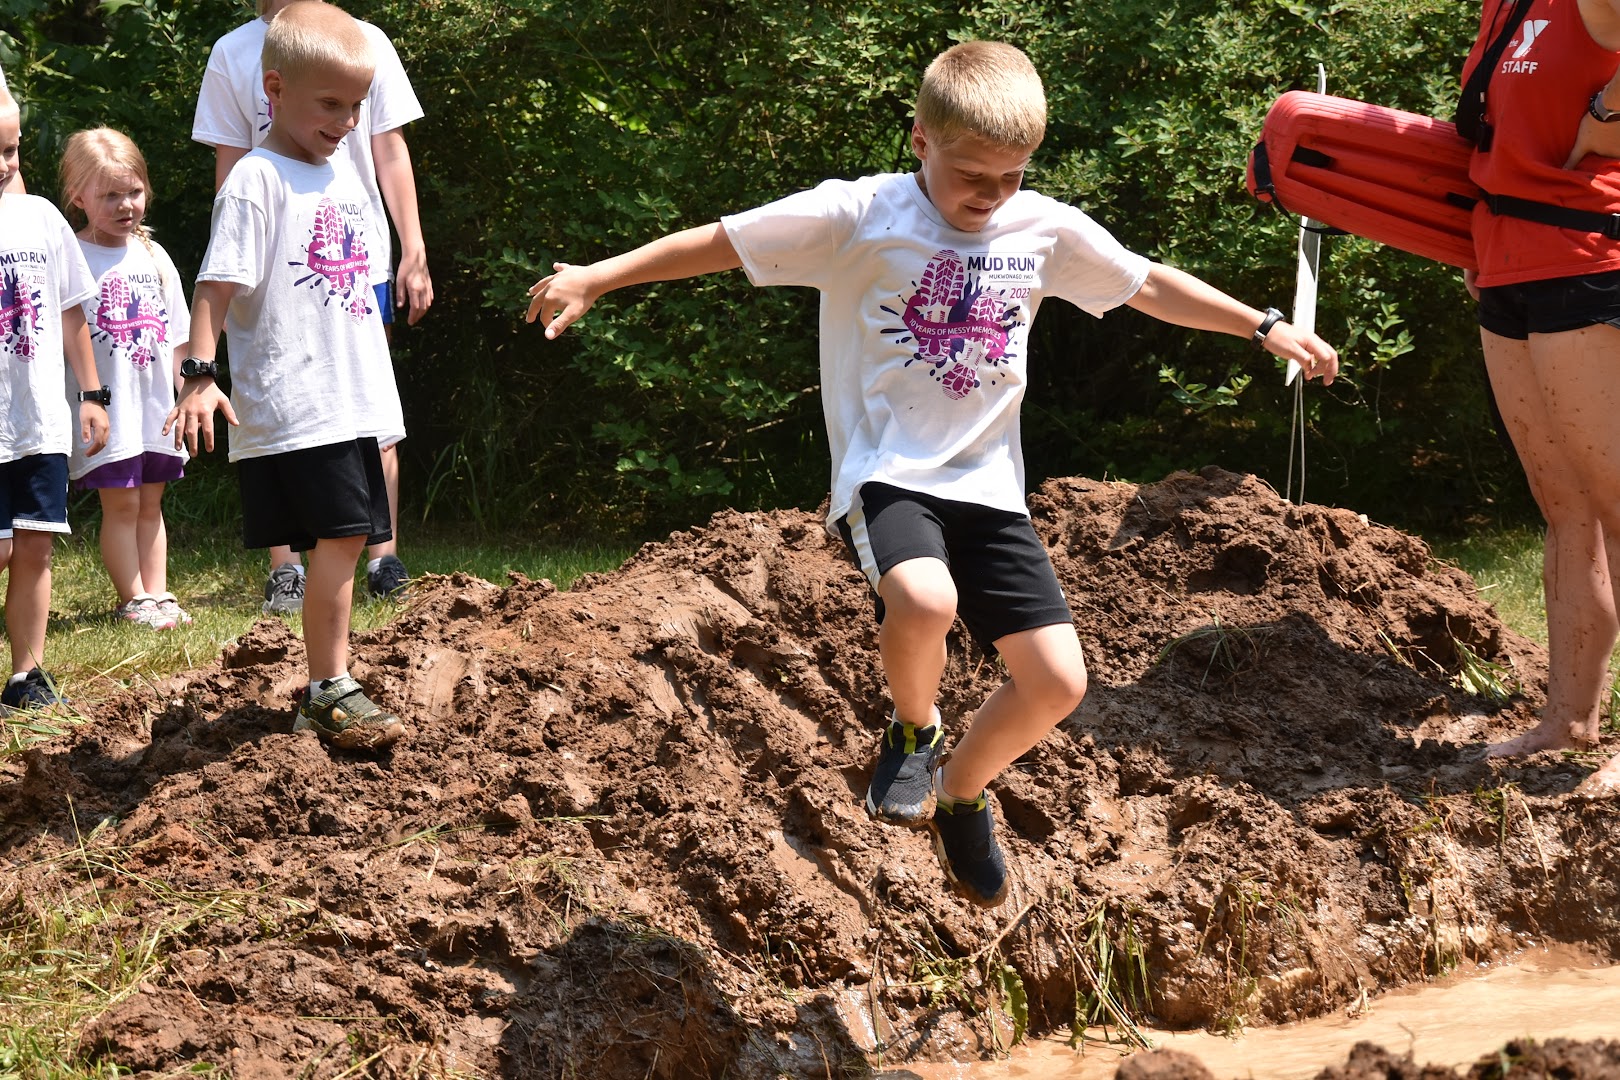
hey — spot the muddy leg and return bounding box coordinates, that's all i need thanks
[1484,326,1620,756]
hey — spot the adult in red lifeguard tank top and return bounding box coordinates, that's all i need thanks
[1463,0,1620,794]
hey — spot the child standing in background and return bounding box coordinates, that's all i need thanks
[192,0,431,611]
[0,85,110,708]
[60,128,192,630]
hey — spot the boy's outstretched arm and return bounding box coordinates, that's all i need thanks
[1125,263,1339,384]
[164,279,240,455]
[62,307,109,457]
[526,223,742,339]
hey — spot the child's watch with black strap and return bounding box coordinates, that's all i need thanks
[77,385,111,406]
[179,357,219,380]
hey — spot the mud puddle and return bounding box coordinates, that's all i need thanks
[890,949,1620,1078]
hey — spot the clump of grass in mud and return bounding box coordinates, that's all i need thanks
[1062,900,1153,1051]
[1155,619,1271,690]
[0,815,293,1077]
[1203,879,1264,1036]
[1452,639,1520,703]
[877,907,1035,1059]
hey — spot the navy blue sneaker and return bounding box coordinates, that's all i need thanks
[928,776,1010,908]
[0,669,66,712]
[864,717,943,826]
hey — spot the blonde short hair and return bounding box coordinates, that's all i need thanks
[915,41,1046,151]
[262,1,373,84]
[59,127,153,224]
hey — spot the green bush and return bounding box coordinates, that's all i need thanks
[1,0,1522,535]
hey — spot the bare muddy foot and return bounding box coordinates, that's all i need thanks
[1486,721,1589,758]
[1574,753,1620,798]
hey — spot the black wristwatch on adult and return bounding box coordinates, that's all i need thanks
[1591,91,1620,123]
[179,357,219,380]
[77,385,111,406]
[1252,307,1286,348]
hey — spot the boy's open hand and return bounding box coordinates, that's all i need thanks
[526,263,600,339]
[79,402,109,458]
[164,380,239,456]
[1262,321,1339,385]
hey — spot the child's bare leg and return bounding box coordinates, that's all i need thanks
[941,622,1087,799]
[876,556,955,728]
[136,482,168,597]
[5,530,53,674]
[97,487,146,604]
[268,544,300,573]
[302,534,367,682]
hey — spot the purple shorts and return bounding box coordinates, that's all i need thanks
[76,451,185,490]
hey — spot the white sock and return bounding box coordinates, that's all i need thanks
[366,557,383,573]
[7,671,26,685]
[310,672,349,698]
[933,766,981,807]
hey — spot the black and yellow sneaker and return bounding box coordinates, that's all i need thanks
[928,772,1010,908]
[294,675,404,751]
[864,715,944,826]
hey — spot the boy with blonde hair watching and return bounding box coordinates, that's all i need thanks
[193,0,429,610]
[170,0,404,751]
[527,41,1339,905]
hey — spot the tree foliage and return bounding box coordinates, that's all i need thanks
[0,0,1522,534]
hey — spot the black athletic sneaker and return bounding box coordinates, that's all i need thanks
[294,675,405,751]
[263,563,306,615]
[864,717,943,826]
[367,554,409,599]
[0,668,65,712]
[928,782,1010,908]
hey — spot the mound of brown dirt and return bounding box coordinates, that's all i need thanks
[6,467,1620,1078]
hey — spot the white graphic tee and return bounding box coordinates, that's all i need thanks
[191,17,424,277]
[70,239,191,479]
[0,194,97,464]
[197,149,403,461]
[724,173,1150,529]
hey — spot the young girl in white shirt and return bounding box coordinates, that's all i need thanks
[60,128,191,629]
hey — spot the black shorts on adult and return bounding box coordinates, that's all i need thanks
[836,481,1072,652]
[1477,268,1620,340]
[238,437,391,552]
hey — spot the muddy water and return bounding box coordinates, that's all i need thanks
[884,950,1620,1079]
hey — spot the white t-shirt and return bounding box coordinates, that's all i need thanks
[69,239,191,479]
[196,149,403,461]
[190,17,424,276]
[723,173,1151,529]
[0,194,97,464]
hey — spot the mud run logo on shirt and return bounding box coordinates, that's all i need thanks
[0,264,42,363]
[92,272,168,370]
[880,248,1026,400]
[289,198,373,321]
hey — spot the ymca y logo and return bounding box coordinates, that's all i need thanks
[1510,19,1549,58]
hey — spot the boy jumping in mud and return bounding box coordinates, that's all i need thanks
[168,0,404,751]
[526,40,1339,906]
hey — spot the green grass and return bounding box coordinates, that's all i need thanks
[24,520,636,715]
[1430,526,1547,645]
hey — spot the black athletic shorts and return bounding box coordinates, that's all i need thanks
[1477,267,1620,340]
[238,437,391,552]
[836,481,1072,652]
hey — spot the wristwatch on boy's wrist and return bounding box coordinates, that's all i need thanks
[77,385,111,406]
[1252,307,1286,348]
[179,357,219,379]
